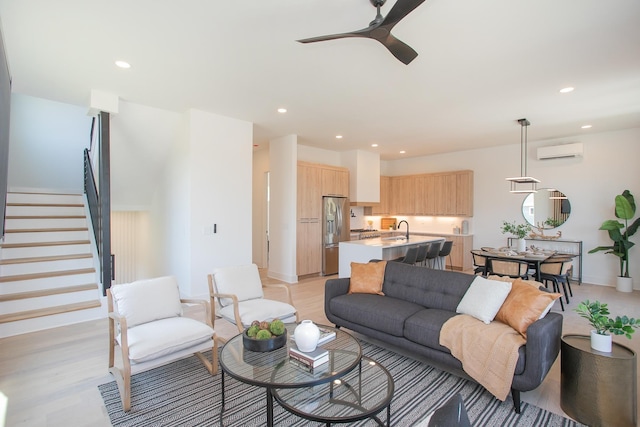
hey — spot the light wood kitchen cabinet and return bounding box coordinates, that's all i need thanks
[371,176,391,215]
[321,167,349,197]
[296,220,321,276]
[455,170,474,216]
[448,235,473,271]
[432,173,457,215]
[390,175,416,215]
[414,174,435,215]
[297,163,322,220]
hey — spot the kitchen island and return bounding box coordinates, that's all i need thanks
[338,235,446,278]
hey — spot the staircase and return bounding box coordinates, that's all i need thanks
[0,192,104,338]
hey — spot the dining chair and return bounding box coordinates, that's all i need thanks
[108,276,218,411]
[424,241,443,268]
[471,250,488,276]
[437,241,454,270]
[208,264,299,334]
[486,258,530,279]
[539,258,574,310]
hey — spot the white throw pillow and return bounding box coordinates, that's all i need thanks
[456,276,512,324]
[212,264,264,306]
[111,276,183,328]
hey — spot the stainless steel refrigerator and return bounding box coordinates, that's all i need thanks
[322,196,349,276]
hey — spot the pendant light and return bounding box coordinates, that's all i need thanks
[506,118,540,193]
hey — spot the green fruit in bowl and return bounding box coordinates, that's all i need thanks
[255,329,273,340]
[246,325,260,338]
[269,319,285,336]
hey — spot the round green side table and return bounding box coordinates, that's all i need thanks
[561,334,637,427]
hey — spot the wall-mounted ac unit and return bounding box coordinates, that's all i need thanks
[536,142,583,160]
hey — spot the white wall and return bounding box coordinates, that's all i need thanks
[297,144,342,166]
[149,109,253,298]
[252,148,269,268]
[8,94,91,192]
[383,127,640,288]
[268,135,298,283]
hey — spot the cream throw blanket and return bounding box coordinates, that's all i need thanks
[439,314,526,401]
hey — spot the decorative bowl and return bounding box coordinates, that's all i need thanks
[242,330,287,352]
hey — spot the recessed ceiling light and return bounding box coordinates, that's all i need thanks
[371,144,378,147]
[277,108,287,113]
[399,150,406,154]
[336,135,343,139]
[559,87,574,93]
[581,124,592,129]
[115,60,131,69]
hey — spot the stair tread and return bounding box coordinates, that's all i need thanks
[0,300,102,324]
[7,202,84,207]
[5,215,85,219]
[0,268,96,283]
[0,283,99,301]
[5,227,88,233]
[0,254,93,265]
[0,240,91,249]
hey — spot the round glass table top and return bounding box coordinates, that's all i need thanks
[219,323,362,389]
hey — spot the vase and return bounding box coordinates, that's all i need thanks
[294,320,320,352]
[616,276,633,293]
[590,330,612,352]
[516,238,526,252]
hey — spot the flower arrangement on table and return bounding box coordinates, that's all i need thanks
[500,220,531,239]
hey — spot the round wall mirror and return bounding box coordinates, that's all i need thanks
[522,189,571,229]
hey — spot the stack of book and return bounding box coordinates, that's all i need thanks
[289,345,329,373]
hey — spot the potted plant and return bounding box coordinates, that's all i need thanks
[588,190,640,292]
[500,220,531,252]
[574,300,639,352]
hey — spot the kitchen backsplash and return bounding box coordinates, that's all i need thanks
[350,206,473,234]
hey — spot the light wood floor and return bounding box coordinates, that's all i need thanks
[1,270,639,426]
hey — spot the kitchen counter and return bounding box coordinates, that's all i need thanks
[338,235,446,278]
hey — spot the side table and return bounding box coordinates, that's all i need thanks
[561,334,637,427]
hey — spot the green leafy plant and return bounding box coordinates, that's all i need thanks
[575,300,639,338]
[588,190,640,278]
[544,217,563,228]
[500,220,531,239]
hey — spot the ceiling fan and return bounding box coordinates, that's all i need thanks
[297,0,426,65]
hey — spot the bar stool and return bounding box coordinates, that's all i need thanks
[392,246,419,264]
[424,241,442,268]
[414,244,429,266]
[437,241,453,270]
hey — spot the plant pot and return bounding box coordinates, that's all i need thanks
[590,330,612,352]
[616,276,633,293]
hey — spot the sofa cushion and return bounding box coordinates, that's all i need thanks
[456,276,512,324]
[349,261,387,295]
[495,279,562,337]
[404,309,459,352]
[329,293,424,337]
[382,262,474,312]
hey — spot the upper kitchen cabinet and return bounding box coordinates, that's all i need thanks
[390,176,416,215]
[321,166,349,197]
[415,174,435,215]
[455,170,474,216]
[297,162,322,219]
[432,173,457,215]
[371,176,391,215]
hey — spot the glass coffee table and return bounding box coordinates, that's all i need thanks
[273,355,394,426]
[219,323,362,427]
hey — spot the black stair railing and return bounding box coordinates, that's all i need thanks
[84,111,112,295]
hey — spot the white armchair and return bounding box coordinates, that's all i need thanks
[107,276,218,412]
[207,264,299,334]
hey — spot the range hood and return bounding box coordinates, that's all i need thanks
[342,150,380,206]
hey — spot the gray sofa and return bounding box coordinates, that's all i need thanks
[324,261,563,413]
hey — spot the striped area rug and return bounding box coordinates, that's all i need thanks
[99,342,584,426]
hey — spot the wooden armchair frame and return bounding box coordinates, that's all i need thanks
[107,289,218,412]
[207,273,299,334]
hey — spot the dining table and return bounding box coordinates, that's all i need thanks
[475,248,561,282]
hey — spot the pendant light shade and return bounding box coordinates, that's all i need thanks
[506,118,540,193]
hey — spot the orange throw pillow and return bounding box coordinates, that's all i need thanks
[349,261,387,295]
[495,278,561,338]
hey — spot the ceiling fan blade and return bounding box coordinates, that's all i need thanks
[380,33,418,64]
[382,0,427,29]
[297,26,372,44]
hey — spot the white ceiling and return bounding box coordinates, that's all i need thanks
[1,0,639,160]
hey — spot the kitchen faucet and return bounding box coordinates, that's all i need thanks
[398,220,409,240]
